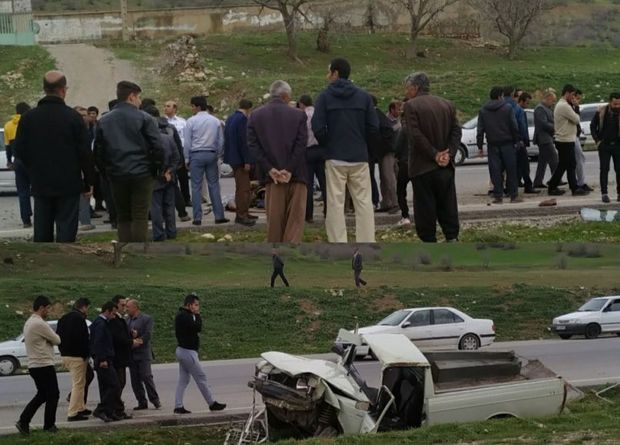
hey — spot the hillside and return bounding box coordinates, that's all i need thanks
[32,0,253,12]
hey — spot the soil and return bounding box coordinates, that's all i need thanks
[372,294,403,312]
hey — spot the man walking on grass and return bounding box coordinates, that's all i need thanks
[352,248,367,288]
[271,248,290,288]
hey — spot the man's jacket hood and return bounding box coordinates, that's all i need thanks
[483,100,507,112]
[327,79,358,99]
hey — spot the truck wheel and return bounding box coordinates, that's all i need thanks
[454,146,467,166]
[559,334,572,340]
[585,323,601,339]
[0,356,19,376]
[459,333,480,350]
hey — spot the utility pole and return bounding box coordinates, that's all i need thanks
[120,0,129,41]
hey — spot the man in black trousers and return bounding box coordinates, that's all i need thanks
[271,248,290,288]
[352,247,367,288]
[109,295,135,420]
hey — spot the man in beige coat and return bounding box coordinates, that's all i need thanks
[16,296,62,435]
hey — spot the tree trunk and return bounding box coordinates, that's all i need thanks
[507,38,517,59]
[282,10,298,60]
[407,24,420,58]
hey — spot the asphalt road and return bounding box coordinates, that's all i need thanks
[0,152,612,236]
[1,337,619,435]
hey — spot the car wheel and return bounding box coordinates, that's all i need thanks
[559,334,572,340]
[616,333,620,337]
[0,356,19,376]
[585,323,601,340]
[454,146,467,166]
[459,333,480,350]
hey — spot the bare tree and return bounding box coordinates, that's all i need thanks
[253,0,312,61]
[471,0,547,58]
[395,0,462,58]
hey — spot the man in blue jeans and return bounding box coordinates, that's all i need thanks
[184,96,228,225]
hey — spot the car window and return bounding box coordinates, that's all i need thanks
[462,117,477,130]
[378,310,411,326]
[405,310,431,327]
[608,301,620,312]
[580,108,597,122]
[433,309,463,325]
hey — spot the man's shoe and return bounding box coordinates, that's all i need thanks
[492,197,503,204]
[510,196,523,203]
[23,222,32,229]
[235,216,255,227]
[174,407,192,414]
[572,188,588,196]
[602,194,611,203]
[524,189,541,194]
[247,214,259,220]
[215,218,230,224]
[209,401,226,411]
[582,184,594,192]
[93,411,112,423]
[559,181,568,186]
[79,224,96,231]
[179,215,191,222]
[152,401,162,410]
[533,183,546,189]
[133,404,148,411]
[116,412,133,420]
[15,421,29,435]
[78,409,92,416]
[91,212,102,219]
[192,220,202,226]
[44,425,59,433]
[548,188,565,196]
[68,414,89,422]
[397,217,411,227]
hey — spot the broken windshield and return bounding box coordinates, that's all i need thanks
[378,310,412,326]
[578,299,607,312]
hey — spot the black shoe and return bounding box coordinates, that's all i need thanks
[93,411,113,423]
[582,184,594,192]
[235,216,255,227]
[91,212,102,219]
[15,421,29,435]
[533,183,546,189]
[44,425,59,433]
[23,222,32,229]
[133,404,148,411]
[152,401,162,410]
[548,188,565,196]
[174,407,192,414]
[68,414,89,422]
[78,409,92,416]
[559,181,568,186]
[572,188,588,196]
[215,218,230,224]
[374,207,390,213]
[117,412,133,420]
[192,220,201,226]
[492,197,503,204]
[209,401,226,411]
[524,189,541,194]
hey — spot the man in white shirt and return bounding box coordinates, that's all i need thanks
[184,96,228,225]
[16,296,62,435]
[164,100,191,209]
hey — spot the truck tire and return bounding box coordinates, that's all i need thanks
[0,356,19,376]
[559,334,572,340]
[459,333,480,350]
[585,323,601,339]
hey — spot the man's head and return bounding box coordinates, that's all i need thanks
[43,71,68,98]
[143,105,160,118]
[327,58,351,83]
[518,92,532,108]
[87,106,99,123]
[269,80,292,103]
[190,96,208,115]
[609,92,620,112]
[116,81,142,108]
[574,89,583,105]
[183,294,200,314]
[489,86,504,101]
[126,299,140,318]
[74,106,89,125]
[239,98,253,114]
[33,295,52,319]
[404,72,430,99]
[561,84,577,103]
[541,91,557,107]
[388,100,402,118]
[298,95,312,111]
[514,89,523,100]
[503,85,516,99]
[112,295,127,315]
[141,98,156,110]
[101,301,116,319]
[15,102,30,115]
[108,99,119,111]
[164,100,178,118]
[74,297,90,316]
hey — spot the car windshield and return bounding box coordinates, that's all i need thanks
[578,299,607,312]
[462,117,477,130]
[378,310,412,326]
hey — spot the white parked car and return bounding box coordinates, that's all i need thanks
[0,128,17,195]
[0,319,91,376]
[336,307,495,356]
[551,296,620,340]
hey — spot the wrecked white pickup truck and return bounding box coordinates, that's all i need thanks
[226,332,572,443]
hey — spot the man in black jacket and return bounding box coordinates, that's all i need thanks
[352,248,367,288]
[94,81,165,242]
[90,302,121,422]
[370,96,398,214]
[591,92,620,203]
[13,71,96,242]
[108,295,135,420]
[174,295,226,414]
[57,298,91,422]
[271,248,290,288]
[477,86,521,204]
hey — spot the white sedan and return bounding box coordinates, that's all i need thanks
[336,307,495,356]
[551,296,620,340]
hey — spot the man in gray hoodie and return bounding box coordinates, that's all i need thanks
[477,87,520,204]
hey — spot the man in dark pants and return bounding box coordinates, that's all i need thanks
[271,248,290,287]
[4,102,32,228]
[403,72,461,242]
[108,296,135,420]
[533,92,558,188]
[127,299,161,410]
[477,87,521,204]
[90,301,122,423]
[95,81,165,242]
[299,95,326,223]
[352,248,367,288]
[590,92,620,203]
[16,296,61,435]
[13,71,95,242]
[516,92,539,194]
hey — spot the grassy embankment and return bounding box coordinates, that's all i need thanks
[1,242,618,363]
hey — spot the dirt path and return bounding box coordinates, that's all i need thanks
[45,43,139,112]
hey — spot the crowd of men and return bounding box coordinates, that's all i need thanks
[16,294,225,435]
[5,63,620,243]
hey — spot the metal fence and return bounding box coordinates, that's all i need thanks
[0,12,36,45]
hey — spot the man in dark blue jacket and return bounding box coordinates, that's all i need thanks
[224,99,255,227]
[312,58,379,243]
[505,87,537,194]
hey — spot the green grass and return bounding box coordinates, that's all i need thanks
[0,46,56,121]
[102,32,620,120]
[1,243,618,363]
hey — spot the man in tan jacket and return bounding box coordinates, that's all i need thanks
[547,84,589,196]
[16,296,61,435]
